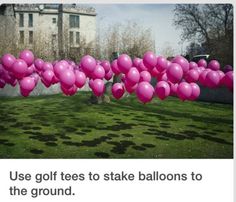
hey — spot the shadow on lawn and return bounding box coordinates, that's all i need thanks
[0,94,233,158]
[144,128,233,145]
[108,101,233,125]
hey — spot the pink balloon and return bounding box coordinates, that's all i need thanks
[197,59,207,68]
[208,60,220,70]
[133,58,142,68]
[172,55,189,73]
[20,88,30,97]
[61,85,77,96]
[117,54,132,74]
[177,82,192,101]
[143,51,157,69]
[224,71,233,91]
[217,70,225,85]
[105,69,113,81]
[80,55,96,74]
[185,69,199,83]
[12,59,28,79]
[34,58,44,71]
[75,70,86,88]
[0,79,6,88]
[189,83,200,101]
[137,60,148,72]
[140,71,151,82]
[92,79,105,97]
[68,85,78,96]
[223,65,233,73]
[19,50,34,66]
[166,63,183,83]
[69,61,76,67]
[92,65,105,79]
[124,80,138,94]
[20,76,35,92]
[42,70,54,84]
[126,67,140,85]
[150,67,159,77]
[9,78,17,87]
[101,60,111,73]
[136,81,154,103]
[68,65,74,71]
[112,83,125,99]
[168,81,178,96]
[0,64,5,76]
[52,75,59,84]
[157,71,168,82]
[156,56,167,72]
[89,79,94,89]
[167,60,172,68]
[155,81,170,100]
[30,73,40,84]
[54,61,68,78]
[60,60,69,67]
[111,59,120,75]
[1,53,15,71]
[3,71,14,84]
[199,69,211,86]
[205,70,220,88]
[41,77,51,88]
[189,62,198,69]
[26,64,35,76]
[59,69,75,88]
[61,84,71,96]
[194,66,204,74]
[42,62,53,71]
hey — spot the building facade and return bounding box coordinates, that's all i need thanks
[0,4,96,60]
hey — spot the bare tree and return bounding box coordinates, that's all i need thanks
[96,21,155,60]
[174,4,233,66]
[160,42,175,58]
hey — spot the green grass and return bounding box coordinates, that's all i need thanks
[0,92,233,158]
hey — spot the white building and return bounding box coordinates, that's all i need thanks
[0,4,97,60]
[0,4,97,96]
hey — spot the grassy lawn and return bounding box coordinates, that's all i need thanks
[0,92,233,158]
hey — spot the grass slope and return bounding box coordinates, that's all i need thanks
[0,92,233,158]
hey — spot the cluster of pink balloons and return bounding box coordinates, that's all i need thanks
[111,52,233,103]
[0,50,234,104]
[0,50,113,97]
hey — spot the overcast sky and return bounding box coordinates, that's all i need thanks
[88,4,188,55]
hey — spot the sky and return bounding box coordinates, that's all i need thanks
[87,4,188,55]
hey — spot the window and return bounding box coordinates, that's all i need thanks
[19,31,24,44]
[19,13,24,27]
[28,14,33,27]
[52,18,56,24]
[76,32,80,44]
[69,31,74,45]
[29,31,33,44]
[69,15,80,28]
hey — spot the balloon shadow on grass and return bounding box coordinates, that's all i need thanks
[62,135,113,147]
[30,149,44,154]
[107,140,135,154]
[144,129,232,145]
[94,152,110,158]
[0,139,15,146]
[113,101,233,125]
